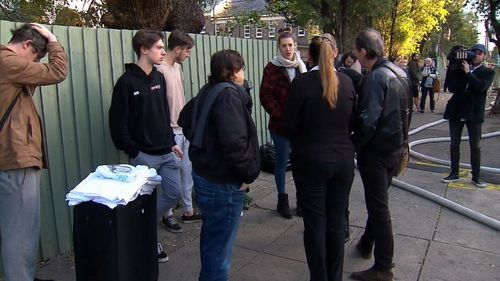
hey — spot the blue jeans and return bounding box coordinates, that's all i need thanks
[270,133,290,195]
[193,172,244,281]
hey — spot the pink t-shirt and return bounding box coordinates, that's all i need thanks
[156,62,185,133]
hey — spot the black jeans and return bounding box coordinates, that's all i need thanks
[292,158,354,281]
[420,87,435,111]
[449,120,482,178]
[357,149,400,270]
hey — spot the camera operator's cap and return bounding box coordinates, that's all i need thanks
[471,44,487,53]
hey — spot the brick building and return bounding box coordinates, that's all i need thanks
[202,0,310,58]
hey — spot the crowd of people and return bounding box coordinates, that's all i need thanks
[0,22,494,281]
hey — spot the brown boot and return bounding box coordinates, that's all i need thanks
[277,193,292,219]
[350,266,393,281]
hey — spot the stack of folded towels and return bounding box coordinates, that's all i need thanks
[66,164,161,209]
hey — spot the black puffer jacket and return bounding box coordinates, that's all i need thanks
[353,59,410,154]
[179,82,260,185]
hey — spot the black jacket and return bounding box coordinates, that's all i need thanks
[283,70,356,165]
[444,64,495,123]
[338,67,363,92]
[109,63,175,158]
[179,82,260,185]
[353,59,410,154]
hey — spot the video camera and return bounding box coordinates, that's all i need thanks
[447,45,477,71]
[445,45,476,93]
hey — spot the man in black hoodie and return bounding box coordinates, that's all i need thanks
[109,29,183,263]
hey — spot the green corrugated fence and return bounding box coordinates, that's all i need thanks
[0,20,276,265]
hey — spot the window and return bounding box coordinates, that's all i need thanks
[256,27,263,38]
[298,26,305,37]
[215,23,221,36]
[268,21,275,38]
[244,25,251,38]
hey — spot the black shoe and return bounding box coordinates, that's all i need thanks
[419,110,424,113]
[161,216,183,233]
[355,240,373,260]
[182,213,202,223]
[157,242,169,263]
[441,174,459,183]
[34,278,54,281]
[471,177,487,188]
[350,266,393,281]
[277,193,292,219]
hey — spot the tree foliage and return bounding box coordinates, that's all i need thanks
[267,0,449,57]
[0,0,21,21]
[421,0,479,58]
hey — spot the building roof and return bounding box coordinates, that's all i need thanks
[209,0,269,17]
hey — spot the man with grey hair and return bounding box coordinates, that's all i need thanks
[0,23,68,281]
[351,28,410,281]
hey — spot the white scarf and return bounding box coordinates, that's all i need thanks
[271,51,307,74]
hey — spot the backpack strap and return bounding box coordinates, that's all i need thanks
[0,87,28,133]
[191,82,237,148]
[381,65,410,145]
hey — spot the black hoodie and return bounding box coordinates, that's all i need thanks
[109,63,175,158]
[179,83,260,185]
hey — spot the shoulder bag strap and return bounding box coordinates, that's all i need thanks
[0,87,28,133]
[191,82,236,148]
[382,65,410,144]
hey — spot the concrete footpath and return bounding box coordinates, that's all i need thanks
[37,93,500,281]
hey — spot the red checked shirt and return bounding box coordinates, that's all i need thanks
[259,62,298,135]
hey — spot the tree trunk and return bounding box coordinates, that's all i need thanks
[164,0,205,32]
[320,0,336,35]
[485,0,500,51]
[101,0,204,32]
[491,88,500,114]
[338,0,349,52]
[388,0,399,59]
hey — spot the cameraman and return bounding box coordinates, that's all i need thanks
[442,44,495,187]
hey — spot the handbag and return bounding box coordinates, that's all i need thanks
[432,77,440,93]
[259,142,292,174]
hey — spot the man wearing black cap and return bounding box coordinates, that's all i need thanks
[442,43,495,187]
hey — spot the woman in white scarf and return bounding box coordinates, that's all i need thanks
[259,29,306,219]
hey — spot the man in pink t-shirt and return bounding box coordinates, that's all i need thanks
[156,31,199,235]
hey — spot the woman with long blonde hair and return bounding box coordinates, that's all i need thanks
[283,34,356,281]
